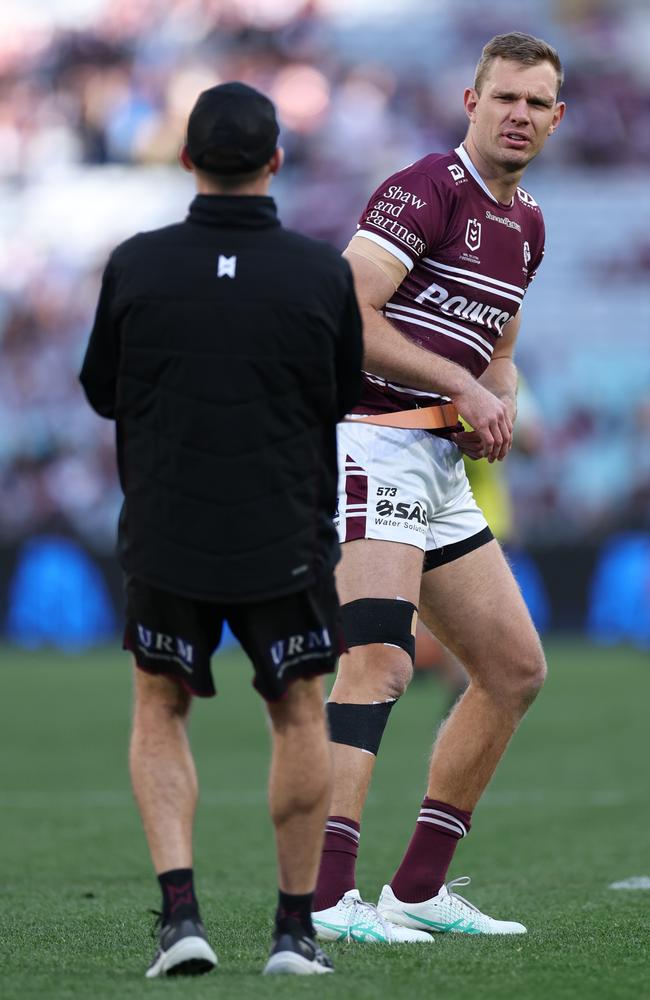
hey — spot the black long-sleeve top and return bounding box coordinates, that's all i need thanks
[80,194,362,603]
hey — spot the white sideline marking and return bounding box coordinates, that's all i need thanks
[0,788,635,808]
[0,789,266,807]
[609,877,650,890]
[481,788,629,807]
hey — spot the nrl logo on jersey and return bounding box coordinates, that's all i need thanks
[465,218,482,252]
[523,241,531,267]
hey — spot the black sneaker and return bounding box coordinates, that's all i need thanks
[263,929,334,975]
[145,914,218,978]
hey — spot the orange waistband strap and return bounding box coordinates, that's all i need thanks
[347,403,459,430]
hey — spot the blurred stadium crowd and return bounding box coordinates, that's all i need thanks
[1,0,649,555]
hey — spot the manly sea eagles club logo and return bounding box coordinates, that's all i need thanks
[465,217,482,252]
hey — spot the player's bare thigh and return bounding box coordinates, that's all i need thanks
[331,537,423,704]
[132,661,193,720]
[419,539,546,698]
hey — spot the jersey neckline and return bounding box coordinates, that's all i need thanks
[454,144,515,210]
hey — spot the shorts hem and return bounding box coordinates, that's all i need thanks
[423,526,494,572]
[124,633,216,698]
[131,657,217,698]
[255,660,337,703]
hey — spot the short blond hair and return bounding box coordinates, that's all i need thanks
[474,32,564,96]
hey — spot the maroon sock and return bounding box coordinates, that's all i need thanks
[313,816,360,911]
[390,798,472,904]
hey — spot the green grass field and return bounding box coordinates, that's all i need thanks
[1,639,648,999]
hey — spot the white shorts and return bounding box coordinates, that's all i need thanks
[335,422,492,570]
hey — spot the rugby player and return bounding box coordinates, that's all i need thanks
[312,33,566,941]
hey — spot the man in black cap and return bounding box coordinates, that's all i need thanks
[80,82,362,977]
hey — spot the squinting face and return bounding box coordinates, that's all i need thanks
[465,57,565,173]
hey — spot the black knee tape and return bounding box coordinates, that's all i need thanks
[340,598,417,663]
[327,701,395,756]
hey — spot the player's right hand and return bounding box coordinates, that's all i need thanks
[451,381,513,462]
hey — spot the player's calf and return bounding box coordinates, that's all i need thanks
[315,599,417,912]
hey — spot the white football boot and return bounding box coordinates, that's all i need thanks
[313,889,432,943]
[377,877,527,935]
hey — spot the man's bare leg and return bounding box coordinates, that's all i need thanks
[328,539,423,820]
[262,675,341,971]
[421,539,546,809]
[130,666,218,975]
[388,538,546,908]
[266,676,332,894]
[313,539,423,908]
[129,666,196,873]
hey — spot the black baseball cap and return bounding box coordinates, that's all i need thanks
[186,82,280,175]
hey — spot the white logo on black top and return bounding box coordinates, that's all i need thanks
[465,218,482,252]
[217,255,237,278]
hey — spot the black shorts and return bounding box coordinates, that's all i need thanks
[123,574,341,701]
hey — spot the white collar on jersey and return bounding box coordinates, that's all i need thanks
[454,144,514,208]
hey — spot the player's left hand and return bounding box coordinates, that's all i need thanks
[451,429,511,461]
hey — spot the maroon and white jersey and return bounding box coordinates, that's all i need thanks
[353,144,545,414]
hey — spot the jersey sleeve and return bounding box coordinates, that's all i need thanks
[355,165,447,273]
